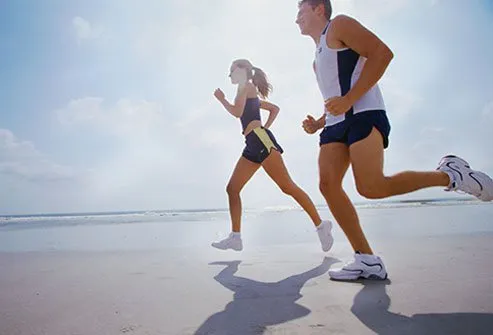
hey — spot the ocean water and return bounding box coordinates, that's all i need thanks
[0,198,492,252]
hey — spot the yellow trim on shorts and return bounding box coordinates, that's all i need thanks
[253,127,275,151]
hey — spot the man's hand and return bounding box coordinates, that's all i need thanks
[324,95,354,116]
[302,115,321,134]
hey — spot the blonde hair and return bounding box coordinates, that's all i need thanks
[232,59,272,99]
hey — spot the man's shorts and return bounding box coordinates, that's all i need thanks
[320,110,391,148]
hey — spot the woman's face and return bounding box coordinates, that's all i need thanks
[229,64,247,85]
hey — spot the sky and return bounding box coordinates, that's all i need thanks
[1,0,492,215]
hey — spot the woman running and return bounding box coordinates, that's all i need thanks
[211,59,333,252]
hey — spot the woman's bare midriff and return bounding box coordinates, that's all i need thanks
[243,120,263,136]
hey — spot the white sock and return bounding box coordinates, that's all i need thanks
[358,253,379,261]
[440,169,456,189]
[230,232,241,238]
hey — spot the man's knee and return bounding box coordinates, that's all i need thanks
[319,178,343,198]
[355,179,387,199]
[319,180,330,194]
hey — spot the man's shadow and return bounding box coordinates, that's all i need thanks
[194,257,337,335]
[351,280,493,335]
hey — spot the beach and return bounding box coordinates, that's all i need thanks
[1,201,493,334]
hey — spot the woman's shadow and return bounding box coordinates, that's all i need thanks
[351,279,493,335]
[194,257,337,335]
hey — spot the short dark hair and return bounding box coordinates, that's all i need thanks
[298,0,332,20]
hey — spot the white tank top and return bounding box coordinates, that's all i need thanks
[314,21,386,126]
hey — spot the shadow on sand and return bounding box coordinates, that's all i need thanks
[351,279,493,335]
[195,259,493,334]
[194,257,337,335]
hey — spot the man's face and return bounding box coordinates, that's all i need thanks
[296,3,317,35]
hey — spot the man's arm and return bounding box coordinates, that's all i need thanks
[315,113,325,129]
[302,112,325,134]
[331,15,393,104]
[304,62,325,133]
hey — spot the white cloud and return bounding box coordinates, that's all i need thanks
[0,129,75,182]
[54,97,212,209]
[107,0,470,210]
[72,16,105,43]
[5,0,491,214]
[56,97,164,138]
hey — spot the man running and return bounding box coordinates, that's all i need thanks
[295,0,493,280]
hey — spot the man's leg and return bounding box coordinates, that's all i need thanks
[349,128,449,199]
[319,143,373,255]
[320,142,388,280]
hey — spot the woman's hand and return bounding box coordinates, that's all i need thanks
[214,88,225,102]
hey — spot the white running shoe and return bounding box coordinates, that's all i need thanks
[329,252,387,281]
[437,155,493,201]
[211,233,243,251]
[317,220,334,252]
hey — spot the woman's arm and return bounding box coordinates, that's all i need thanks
[260,100,280,129]
[213,83,253,118]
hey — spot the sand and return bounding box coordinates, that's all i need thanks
[1,203,493,334]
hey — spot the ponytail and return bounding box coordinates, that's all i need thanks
[252,66,273,99]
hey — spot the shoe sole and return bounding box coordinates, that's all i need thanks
[211,244,243,251]
[321,235,334,252]
[329,271,388,281]
[472,171,493,201]
[320,220,334,252]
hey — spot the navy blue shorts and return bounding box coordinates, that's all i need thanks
[242,127,284,164]
[319,110,391,148]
